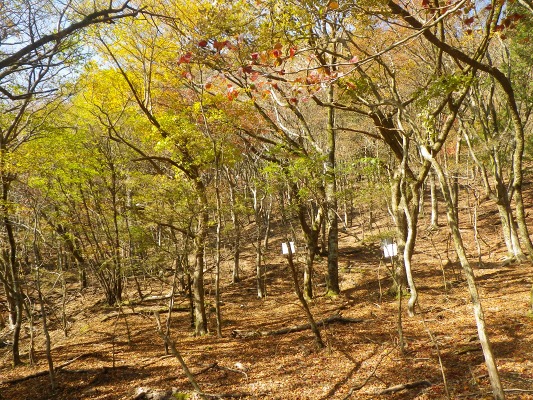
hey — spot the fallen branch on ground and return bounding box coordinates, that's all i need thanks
[100,307,188,322]
[231,314,364,338]
[378,380,432,394]
[194,362,248,378]
[194,362,219,376]
[504,389,533,394]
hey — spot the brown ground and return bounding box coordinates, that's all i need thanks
[1,192,533,400]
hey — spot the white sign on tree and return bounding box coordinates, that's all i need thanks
[281,242,296,255]
[381,238,398,258]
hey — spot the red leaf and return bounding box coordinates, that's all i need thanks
[421,0,430,8]
[198,40,208,48]
[289,47,297,58]
[214,40,227,52]
[178,52,192,64]
[464,16,475,25]
[251,52,259,60]
[272,49,282,58]
[510,13,524,21]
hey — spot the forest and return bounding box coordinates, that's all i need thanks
[1,0,533,399]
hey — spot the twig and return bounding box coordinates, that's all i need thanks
[378,380,432,394]
[503,389,533,394]
[417,300,451,399]
[343,344,397,399]
[194,362,219,376]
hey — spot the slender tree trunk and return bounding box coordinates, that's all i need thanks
[2,178,22,366]
[252,186,266,298]
[164,259,179,355]
[402,185,421,316]
[256,232,265,298]
[228,178,240,283]
[213,154,223,337]
[192,180,208,336]
[286,248,324,349]
[36,267,56,390]
[325,86,339,295]
[430,170,439,229]
[390,172,408,296]
[303,247,314,300]
[263,195,272,250]
[431,157,505,400]
[110,162,123,305]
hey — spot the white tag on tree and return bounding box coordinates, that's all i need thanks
[383,243,398,258]
[282,242,296,255]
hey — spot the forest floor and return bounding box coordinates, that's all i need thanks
[2,189,533,400]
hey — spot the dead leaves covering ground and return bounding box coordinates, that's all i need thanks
[1,200,533,400]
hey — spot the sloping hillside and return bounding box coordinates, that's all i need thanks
[1,191,533,400]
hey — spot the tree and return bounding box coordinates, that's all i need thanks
[0,0,139,367]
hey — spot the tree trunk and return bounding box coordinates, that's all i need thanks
[286,249,324,349]
[431,157,505,400]
[325,85,339,295]
[2,178,23,366]
[256,233,265,298]
[390,172,408,296]
[228,178,241,283]
[213,153,223,337]
[192,180,208,336]
[430,170,439,229]
[36,267,56,390]
[303,247,314,300]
